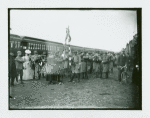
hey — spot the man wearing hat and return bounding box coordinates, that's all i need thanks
[102,52,109,79]
[15,51,24,84]
[117,50,127,82]
[109,53,115,75]
[10,52,17,86]
[69,51,80,82]
[126,53,132,72]
[99,53,103,78]
[40,51,47,78]
[31,51,40,79]
[9,52,17,99]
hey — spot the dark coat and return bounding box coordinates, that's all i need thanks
[10,56,17,78]
[117,54,127,66]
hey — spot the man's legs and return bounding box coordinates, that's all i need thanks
[77,73,80,82]
[106,72,109,78]
[118,68,122,82]
[69,73,75,82]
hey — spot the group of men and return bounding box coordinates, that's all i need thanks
[10,48,134,86]
[42,49,120,84]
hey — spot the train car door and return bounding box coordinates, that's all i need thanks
[21,41,28,56]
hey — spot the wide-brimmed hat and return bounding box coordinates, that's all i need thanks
[43,52,46,55]
[25,49,31,54]
[17,51,21,55]
[34,51,38,54]
[10,52,14,56]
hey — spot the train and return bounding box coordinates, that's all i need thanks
[123,34,138,58]
[9,34,113,57]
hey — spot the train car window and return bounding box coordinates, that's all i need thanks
[34,43,37,49]
[28,43,30,49]
[34,43,35,49]
[36,44,38,49]
[38,44,39,50]
[46,45,47,50]
[15,41,18,48]
[10,41,14,48]
[32,43,34,49]
[39,44,41,50]
[30,43,32,49]
[18,42,20,48]
[45,45,46,50]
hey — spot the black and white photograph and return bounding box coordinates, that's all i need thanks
[8,8,142,110]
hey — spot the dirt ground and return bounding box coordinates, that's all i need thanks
[9,68,139,109]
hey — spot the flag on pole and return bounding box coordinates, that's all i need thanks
[65,26,71,43]
[68,34,71,42]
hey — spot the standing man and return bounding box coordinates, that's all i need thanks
[40,51,47,78]
[126,53,132,72]
[63,49,69,78]
[83,52,89,79]
[109,53,114,75]
[15,51,24,84]
[69,51,80,82]
[98,53,103,78]
[31,51,40,80]
[117,50,127,82]
[10,52,17,86]
[102,52,109,79]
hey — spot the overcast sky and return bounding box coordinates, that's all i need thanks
[10,10,137,52]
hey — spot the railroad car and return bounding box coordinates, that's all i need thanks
[9,34,112,57]
[9,34,64,57]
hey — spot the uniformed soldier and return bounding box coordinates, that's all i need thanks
[92,53,100,78]
[44,51,55,84]
[88,53,93,75]
[15,51,24,84]
[9,52,17,99]
[31,51,41,79]
[102,52,109,79]
[109,53,115,75]
[98,53,103,78]
[69,51,80,82]
[10,52,17,86]
[117,50,127,82]
[80,54,87,79]
[40,51,47,78]
[54,51,63,84]
[63,49,69,78]
[83,52,89,79]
